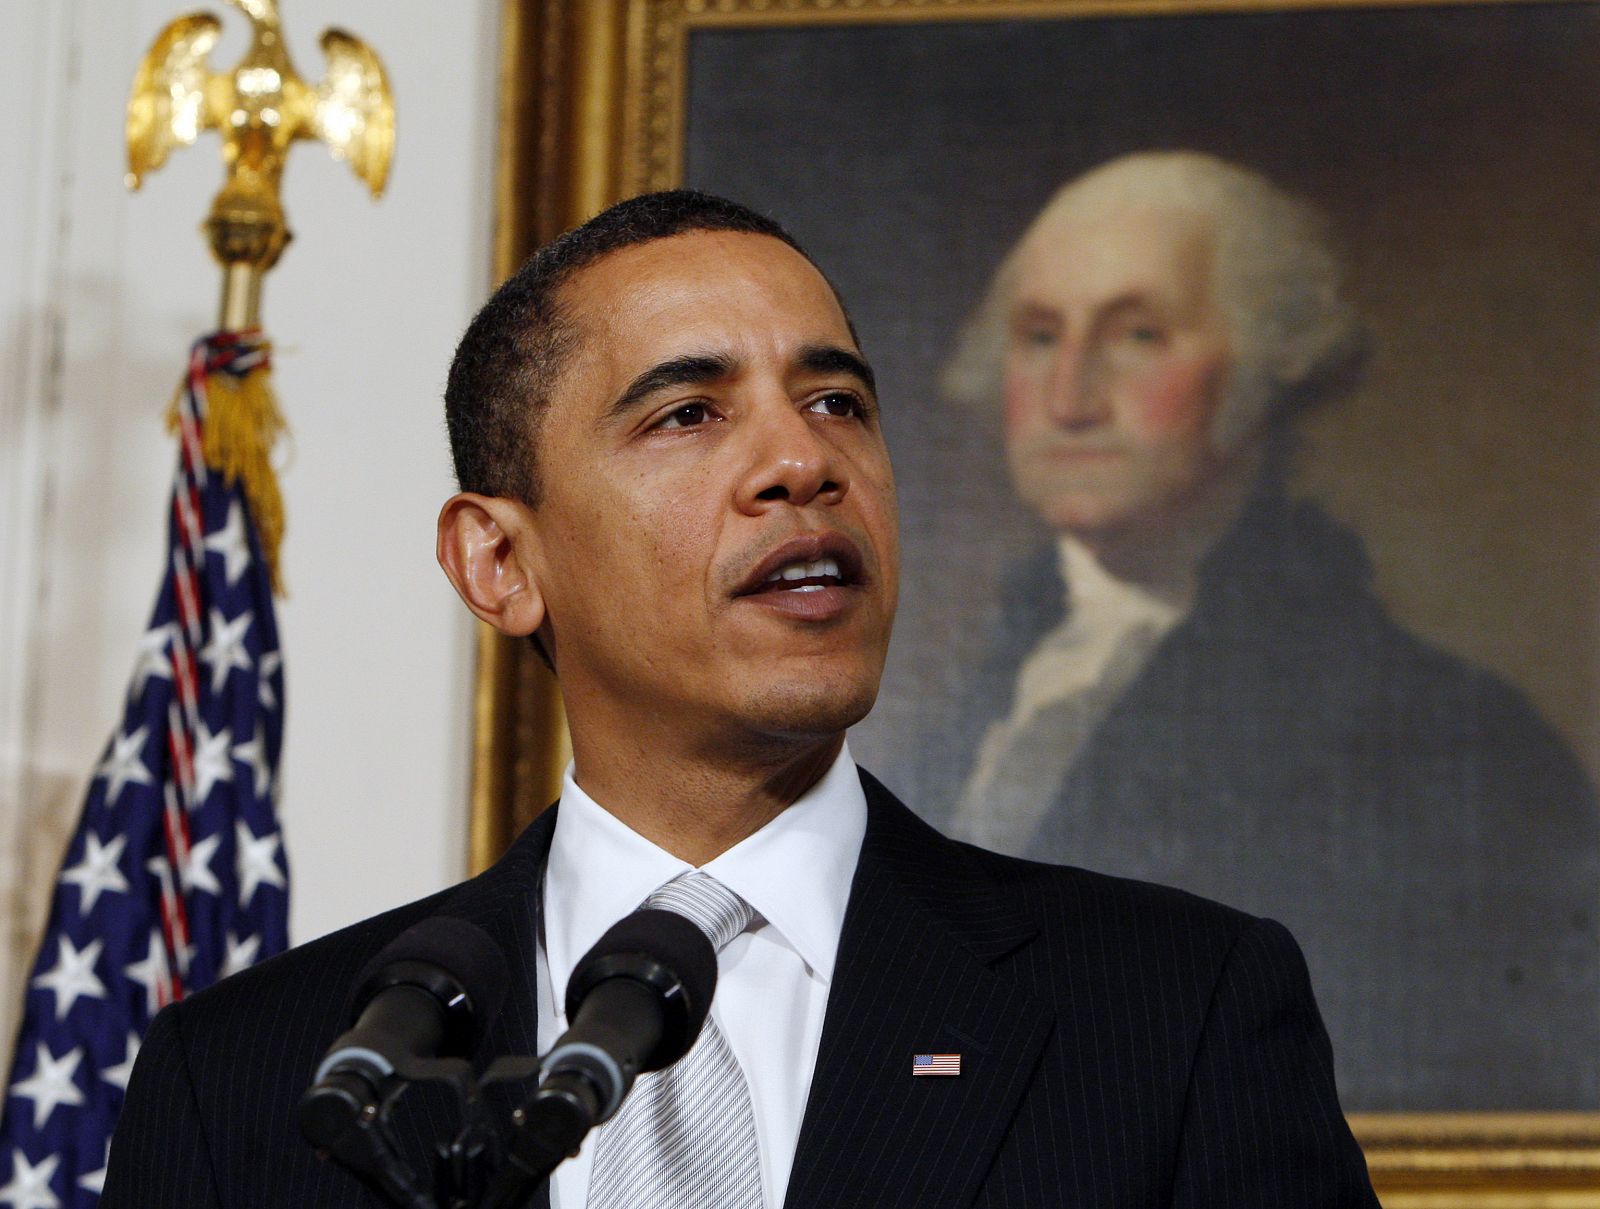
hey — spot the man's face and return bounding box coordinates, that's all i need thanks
[525,230,899,751]
[1001,204,1235,540]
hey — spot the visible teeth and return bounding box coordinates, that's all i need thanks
[762,556,844,585]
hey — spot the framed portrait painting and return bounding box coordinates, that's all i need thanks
[477,0,1600,1197]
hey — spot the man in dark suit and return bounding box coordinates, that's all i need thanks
[105,191,1378,1207]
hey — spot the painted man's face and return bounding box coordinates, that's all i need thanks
[1001,205,1235,541]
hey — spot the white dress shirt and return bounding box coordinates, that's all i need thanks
[537,743,867,1209]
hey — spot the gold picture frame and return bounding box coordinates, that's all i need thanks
[476,0,1600,1197]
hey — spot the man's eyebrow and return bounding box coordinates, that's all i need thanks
[603,351,740,425]
[1009,300,1060,323]
[797,344,876,396]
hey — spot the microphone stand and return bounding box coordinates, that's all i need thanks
[308,1050,595,1209]
[479,1058,608,1209]
[436,1056,546,1209]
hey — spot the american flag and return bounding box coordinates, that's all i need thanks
[912,1054,961,1077]
[0,333,290,1206]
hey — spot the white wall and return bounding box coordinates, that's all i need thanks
[0,0,499,1050]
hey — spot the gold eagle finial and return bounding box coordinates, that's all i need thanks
[126,0,394,323]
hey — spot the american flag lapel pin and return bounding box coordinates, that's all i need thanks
[913,1053,961,1077]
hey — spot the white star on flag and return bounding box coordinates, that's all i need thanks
[100,1032,140,1092]
[30,937,106,1022]
[236,820,286,906]
[129,623,173,697]
[221,932,261,979]
[77,1144,110,1197]
[94,726,154,808]
[233,725,272,799]
[179,833,223,897]
[257,649,282,710]
[0,1151,60,1209]
[60,832,129,914]
[203,500,253,586]
[192,719,235,806]
[199,608,253,693]
[124,930,171,1017]
[9,1044,84,1130]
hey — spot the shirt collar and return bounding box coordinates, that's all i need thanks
[543,742,866,1016]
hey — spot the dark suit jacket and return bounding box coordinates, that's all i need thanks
[104,771,1377,1207]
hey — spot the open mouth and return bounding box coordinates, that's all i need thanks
[734,534,866,600]
[747,556,847,595]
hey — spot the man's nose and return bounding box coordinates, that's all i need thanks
[735,398,845,513]
[1044,340,1109,431]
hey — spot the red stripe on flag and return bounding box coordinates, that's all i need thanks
[159,783,193,985]
[170,643,200,718]
[171,550,203,649]
[182,349,209,488]
[166,716,196,815]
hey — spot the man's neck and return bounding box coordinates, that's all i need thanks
[566,729,846,866]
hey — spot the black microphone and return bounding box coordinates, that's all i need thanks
[484,908,717,1209]
[300,916,510,1208]
[547,907,717,1118]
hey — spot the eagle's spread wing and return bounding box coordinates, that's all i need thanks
[312,29,395,198]
[126,12,223,188]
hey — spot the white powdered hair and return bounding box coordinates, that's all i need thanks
[942,150,1363,450]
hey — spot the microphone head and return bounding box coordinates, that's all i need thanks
[566,908,717,1070]
[353,916,510,1057]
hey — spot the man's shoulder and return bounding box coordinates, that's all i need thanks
[963,829,1274,969]
[157,883,462,1078]
[180,806,555,1037]
[859,766,1275,975]
[105,816,562,1207]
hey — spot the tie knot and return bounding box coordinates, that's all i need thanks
[645,871,754,953]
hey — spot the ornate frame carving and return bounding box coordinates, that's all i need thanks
[479,0,1600,1197]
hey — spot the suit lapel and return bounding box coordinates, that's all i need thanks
[786,775,1053,1209]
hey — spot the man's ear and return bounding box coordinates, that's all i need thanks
[436,493,546,637]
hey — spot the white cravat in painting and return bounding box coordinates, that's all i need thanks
[952,538,1187,856]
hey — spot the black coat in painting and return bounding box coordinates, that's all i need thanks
[943,491,1599,1110]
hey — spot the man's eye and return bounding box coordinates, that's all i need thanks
[1014,327,1058,349]
[656,402,716,430]
[807,392,864,418]
[1110,318,1166,347]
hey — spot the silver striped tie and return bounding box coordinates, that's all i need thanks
[586,872,763,1209]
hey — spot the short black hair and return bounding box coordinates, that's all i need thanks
[444,190,819,506]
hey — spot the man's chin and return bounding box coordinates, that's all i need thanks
[733,672,881,745]
[1025,470,1243,555]
[1026,490,1140,541]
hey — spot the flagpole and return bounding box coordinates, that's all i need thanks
[220,267,261,331]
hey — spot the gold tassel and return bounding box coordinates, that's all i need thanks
[167,357,288,595]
